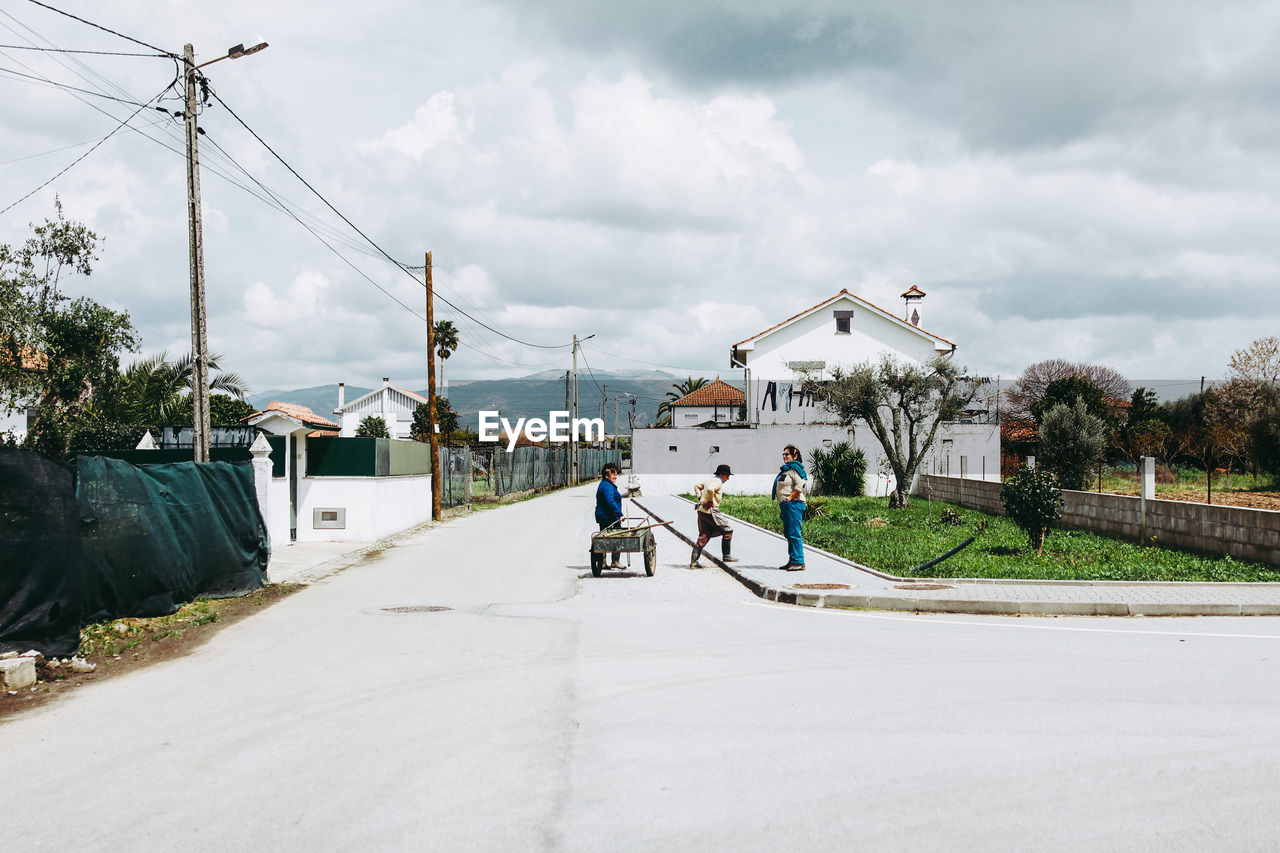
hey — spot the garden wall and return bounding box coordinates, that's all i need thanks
[916,473,1280,567]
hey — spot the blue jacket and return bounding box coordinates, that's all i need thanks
[595,478,623,526]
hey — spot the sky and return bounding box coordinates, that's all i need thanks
[2,0,1277,399]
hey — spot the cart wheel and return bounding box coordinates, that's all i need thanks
[643,533,656,577]
[590,551,604,578]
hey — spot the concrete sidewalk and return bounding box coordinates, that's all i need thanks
[633,494,1280,617]
[265,522,434,585]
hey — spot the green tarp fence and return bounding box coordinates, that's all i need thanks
[0,449,269,657]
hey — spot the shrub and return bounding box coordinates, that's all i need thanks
[1000,466,1063,554]
[1039,397,1108,490]
[803,496,829,522]
[355,415,390,438]
[808,441,867,496]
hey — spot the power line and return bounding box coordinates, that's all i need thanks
[0,42,165,56]
[0,77,175,216]
[205,87,571,352]
[0,61,160,106]
[23,0,174,56]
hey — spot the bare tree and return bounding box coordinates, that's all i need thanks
[1004,358,1131,423]
[1227,336,1280,385]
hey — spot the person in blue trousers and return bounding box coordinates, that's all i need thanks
[594,462,625,568]
[774,444,807,571]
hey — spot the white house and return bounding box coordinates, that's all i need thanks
[729,287,956,425]
[668,378,746,428]
[334,378,427,440]
[632,287,999,495]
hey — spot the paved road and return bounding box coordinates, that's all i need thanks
[4,485,1280,851]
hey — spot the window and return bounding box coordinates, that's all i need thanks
[833,310,853,334]
[669,446,678,452]
[710,446,720,453]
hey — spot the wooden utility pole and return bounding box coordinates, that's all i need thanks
[571,335,579,485]
[184,44,211,463]
[426,252,441,520]
[564,370,571,486]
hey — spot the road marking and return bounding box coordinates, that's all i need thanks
[740,600,1280,640]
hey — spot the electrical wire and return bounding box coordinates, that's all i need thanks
[0,62,160,105]
[0,76,176,216]
[0,42,166,56]
[23,0,175,57]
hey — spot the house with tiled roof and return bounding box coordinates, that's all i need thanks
[0,345,48,442]
[333,378,427,440]
[730,288,956,426]
[241,401,340,436]
[669,378,746,428]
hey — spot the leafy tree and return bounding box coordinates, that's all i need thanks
[1000,465,1063,554]
[1038,397,1108,490]
[1030,375,1110,425]
[2,203,140,457]
[96,350,249,425]
[655,377,708,427]
[1250,383,1280,480]
[1114,387,1170,464]
[1162,391,1236,504]
[356,415,390,438]
[434,320,459,392]
[808,441,867,496]
[410,398,459,441]
[803,355,985,508]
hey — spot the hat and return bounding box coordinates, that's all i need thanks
[714,464,732,477]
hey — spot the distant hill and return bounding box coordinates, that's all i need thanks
[249,371,741,431]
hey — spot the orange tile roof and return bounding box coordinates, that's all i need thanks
[731,288,956,349]
[672,378,745,407]
[243,401,340,429]
[901,285,926,298]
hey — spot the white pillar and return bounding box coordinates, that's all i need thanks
[250,432,272,525]
[1140,456,1155,545]
[1026,455,1036,470]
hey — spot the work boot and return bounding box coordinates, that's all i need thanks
[721,543,739,563]
[690,546,704,569]
[784,563,805,571]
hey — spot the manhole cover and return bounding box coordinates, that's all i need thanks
[380,606,452,613]
[791,583,851,590]
[893,583,954,591]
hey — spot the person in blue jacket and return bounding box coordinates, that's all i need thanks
[774,444,808,570]
[595,463,625,568]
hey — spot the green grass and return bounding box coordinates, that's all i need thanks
[1097,466,1278,497]
[713,494,1280,583]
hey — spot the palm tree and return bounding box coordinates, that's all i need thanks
[109,351,249,424]
[656,376,709,427]
[434,320,459,395]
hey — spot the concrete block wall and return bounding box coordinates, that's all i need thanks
[916,474,1280,567]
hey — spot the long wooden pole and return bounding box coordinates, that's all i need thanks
[426,252,441,521]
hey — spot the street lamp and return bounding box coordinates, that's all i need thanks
[184,41,268,462]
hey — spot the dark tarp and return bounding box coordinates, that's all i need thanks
[0,449,85,657]
[77,456,269,622]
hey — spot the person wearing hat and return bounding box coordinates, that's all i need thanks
[690,463,737,568]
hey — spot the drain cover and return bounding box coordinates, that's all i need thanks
[893,583,954,591]
[791,583,851,590]
[380,606,452,613]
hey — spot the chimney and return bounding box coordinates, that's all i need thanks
[382,377,390,388]
[336,381,345,410]
[901,285,926,327]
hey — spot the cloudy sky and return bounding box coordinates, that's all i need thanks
[2,0,1277,397]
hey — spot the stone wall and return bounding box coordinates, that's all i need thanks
[917,474,1280,567]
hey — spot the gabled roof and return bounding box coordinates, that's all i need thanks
[241,401,339,430]
[731,288,955,350]
[901,285,926,298]
[337,384,428,412]
[672,378,745,407]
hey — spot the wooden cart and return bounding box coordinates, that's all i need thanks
[589,518,667,577]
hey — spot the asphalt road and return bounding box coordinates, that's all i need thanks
[3,484,1280,851]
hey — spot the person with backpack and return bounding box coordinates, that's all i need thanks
[774,444,807,571]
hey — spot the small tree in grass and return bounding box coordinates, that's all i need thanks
[1001,465,1062,554]
[356,415,390,438]
[1039,397,1108,490]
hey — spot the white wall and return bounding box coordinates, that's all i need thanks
[672,404,745,428]
[631,421,999,496]
[0,404,30,443]
[295,475,432,542]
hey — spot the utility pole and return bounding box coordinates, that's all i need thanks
[613,394,620,448]
[601,384,607,432]
[184,44,211,463]
[181,40,268,462]
[571,334,578,485]
[426,252,441,521]
[564,370,571,486]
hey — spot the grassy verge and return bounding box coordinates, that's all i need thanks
[716,494,1280,583]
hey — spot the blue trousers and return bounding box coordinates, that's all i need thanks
[779,500,805,565]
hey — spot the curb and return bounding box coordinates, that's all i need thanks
[631,498,1280,617]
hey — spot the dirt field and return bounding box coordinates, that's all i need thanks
[1,583,302,722]
[1105,487,1280,511]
